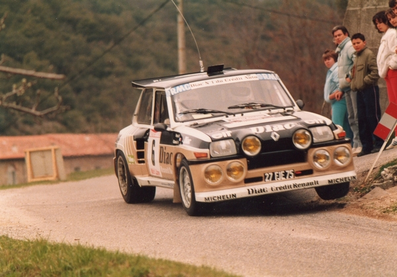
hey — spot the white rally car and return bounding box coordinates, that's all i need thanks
[114,65,356,216]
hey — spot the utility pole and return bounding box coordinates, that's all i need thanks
[177,0,186,74]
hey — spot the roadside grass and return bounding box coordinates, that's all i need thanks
[382,203,397,214]
[0,167,114,191]
[0,236,238,277]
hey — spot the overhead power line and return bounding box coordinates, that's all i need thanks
[223,0,340,24]
[59,0,171,90]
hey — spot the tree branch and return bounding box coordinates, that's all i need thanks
[0,65,65,80]
[0,79,64,117]
[0,13,66,117]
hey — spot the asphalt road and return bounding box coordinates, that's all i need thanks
[1,170,397,276]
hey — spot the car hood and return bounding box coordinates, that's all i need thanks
[183,111,333,150]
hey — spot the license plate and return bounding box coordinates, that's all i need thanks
[264,170,295,182]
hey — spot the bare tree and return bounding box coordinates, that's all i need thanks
[0,13,66,117]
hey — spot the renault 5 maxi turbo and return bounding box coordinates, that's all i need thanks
[114,65,356,216]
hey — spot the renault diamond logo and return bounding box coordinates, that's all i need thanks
[271,132,280,141]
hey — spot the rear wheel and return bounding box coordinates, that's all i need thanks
[178,159,204,216]
[315,182,350,200]
[116,152,155,203]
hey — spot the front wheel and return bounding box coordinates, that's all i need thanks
[315,182,350,200]
[178,159,204,216]
[116,152,156,203]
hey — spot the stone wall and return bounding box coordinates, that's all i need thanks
[344,0,390,112]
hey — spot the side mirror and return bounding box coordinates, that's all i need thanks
[295,99,305,110]
[154,123,168,132]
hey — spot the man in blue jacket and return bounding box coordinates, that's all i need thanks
[332,26,362,155]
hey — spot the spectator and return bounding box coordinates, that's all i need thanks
[347,33,383,156]
[389,0,397,13]
[332,26,362,154]
[375,10,397,149]
[322,49,352,140]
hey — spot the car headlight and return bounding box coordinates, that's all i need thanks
[313,149,331,169]
[226,161,245,181]
[310,126,334,143]
[334,146,351,166]
[242,136,261,156]
[293,129,312,150]
[204,165,223,184]
[210,139,237,157]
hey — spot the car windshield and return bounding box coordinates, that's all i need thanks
[169,73,295,122]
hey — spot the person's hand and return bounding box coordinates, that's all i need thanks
[334,91,343,101]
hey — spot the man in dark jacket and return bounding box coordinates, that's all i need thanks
[347,33,383,156]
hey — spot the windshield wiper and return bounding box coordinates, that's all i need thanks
[179,108,234,115]
[227,102,286,110]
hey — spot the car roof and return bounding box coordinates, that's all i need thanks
[131,66,275,89]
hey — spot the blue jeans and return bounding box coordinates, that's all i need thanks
[356,85,383,152]
[345,89,362,149]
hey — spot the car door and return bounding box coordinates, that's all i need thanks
[147,91,176,179]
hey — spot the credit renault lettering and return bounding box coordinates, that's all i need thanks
[114,65,356,216]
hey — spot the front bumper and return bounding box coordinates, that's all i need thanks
[195,170,356,202]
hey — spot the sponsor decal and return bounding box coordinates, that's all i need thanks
[204,193,237,202]
[247,187,268,195]
[160,165,173,175]
[166,84,192,95]
[271,180,319,191]
[256,73,280,80]
[211,131,232,139]
[304,119,325,125]
[250,123,296,134]
[159,146,173,165]
[246,180,320,196]
[168,75,263,95]
[183,136,191,145]
[328,176,356,184]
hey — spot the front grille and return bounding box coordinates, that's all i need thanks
[246,150,306,170]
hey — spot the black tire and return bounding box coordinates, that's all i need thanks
[315,182,350,200]
[178,159,204,216]
[116,152,156,203]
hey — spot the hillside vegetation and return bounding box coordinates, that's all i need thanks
[0,0,344,135]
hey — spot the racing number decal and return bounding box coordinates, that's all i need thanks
[148,129,162,177]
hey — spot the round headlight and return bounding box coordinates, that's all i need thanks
[334,146,351,166]
[293,129,312,150]
[226,161,245,181]
[242,136,261,156]
[204,165,223,184]
[313,149,331,169]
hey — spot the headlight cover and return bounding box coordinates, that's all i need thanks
[293,129,312,150]
[226,161,245,181]
[310,126,334,143]
[204,165,223,184]
[334,146,351,166]
[313,149,331,169]
[242,136,261,156]
[210,139,237,157]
